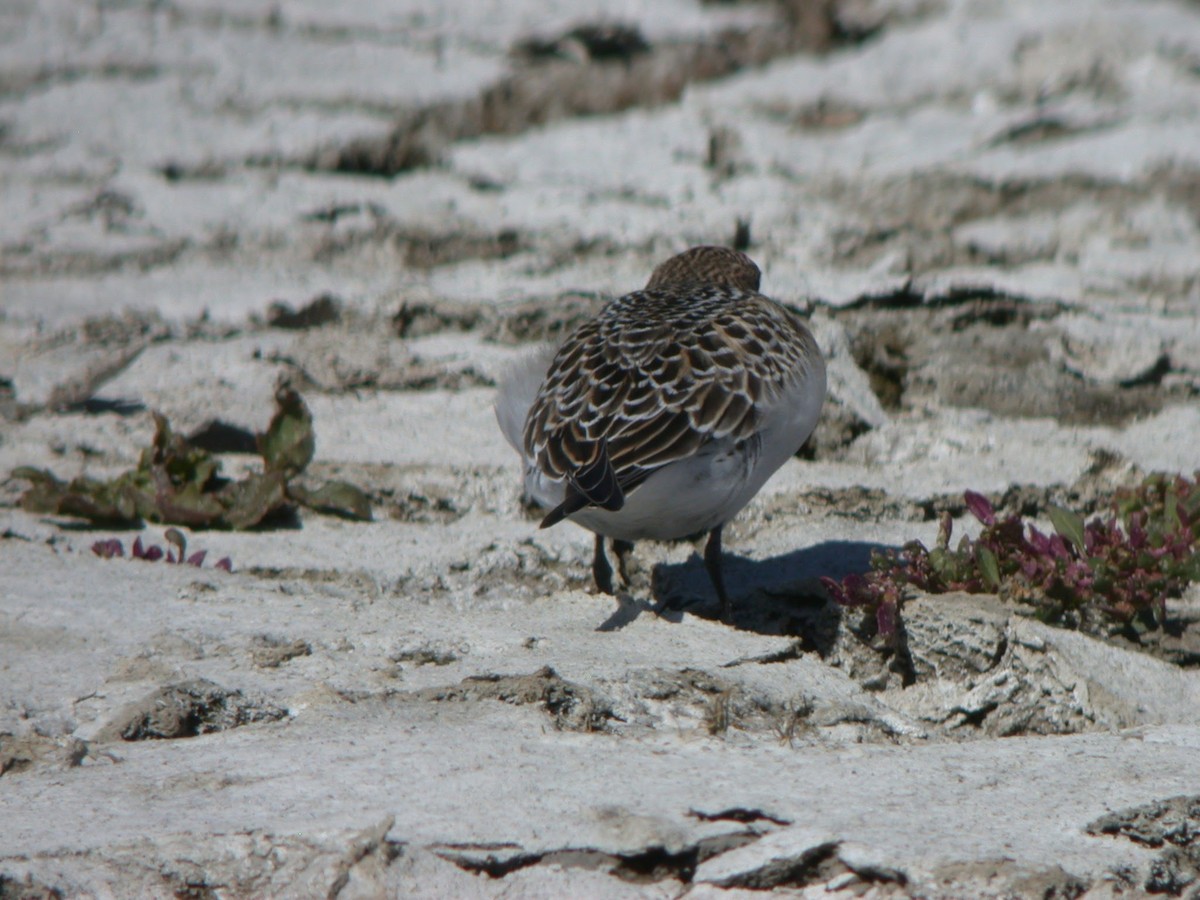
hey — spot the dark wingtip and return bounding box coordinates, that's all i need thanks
[539,473,625,528]
[540,487,586,529]
[597,489,624,511]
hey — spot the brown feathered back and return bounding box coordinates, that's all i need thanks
[645,245,761,292]
[523,246,819,525]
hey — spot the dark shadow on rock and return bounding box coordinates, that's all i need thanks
[188,419,259,454]
[52,503,304,532]
[56,519,143,532]
[595,592,652,632]
[74,396,146,416]
[650,539,890,647]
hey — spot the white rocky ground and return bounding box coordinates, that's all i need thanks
[3,0,1200,896]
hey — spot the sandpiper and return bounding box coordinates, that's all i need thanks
[495,246,826,620]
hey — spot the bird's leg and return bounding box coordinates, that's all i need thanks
[703,526,733,622]
[612,539,635,587]
[592,533,616,595]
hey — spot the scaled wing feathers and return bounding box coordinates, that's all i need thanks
[524,282,818,521]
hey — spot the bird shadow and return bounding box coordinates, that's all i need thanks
[596,539,890,651]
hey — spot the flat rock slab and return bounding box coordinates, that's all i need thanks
[4,0,1200,895]
[2,701,1199,896]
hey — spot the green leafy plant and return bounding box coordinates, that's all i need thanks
[15,384,371,529]
[822,472,1200,640]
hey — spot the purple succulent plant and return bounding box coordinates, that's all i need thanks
[92,530,233,572]
[822,471,1200,640]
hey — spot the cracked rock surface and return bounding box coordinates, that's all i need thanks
[3,0,1200,896]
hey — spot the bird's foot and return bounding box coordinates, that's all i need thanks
[704,526,734,624]
[592,533,616,595]
[612,539,635,588]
